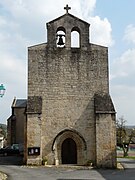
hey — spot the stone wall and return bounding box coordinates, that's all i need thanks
[14,107,26,144]
[7,106,26,146]
[27,42,112,165]
[94,93,116,168]
[95,113,116,168]
[47,13,90,48]
[26,12,116,167]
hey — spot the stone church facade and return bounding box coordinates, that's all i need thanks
[25,6,116,168]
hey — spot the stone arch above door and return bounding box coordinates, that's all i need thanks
[52,129,87,165]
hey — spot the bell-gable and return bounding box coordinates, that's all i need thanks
[46,11,90,48]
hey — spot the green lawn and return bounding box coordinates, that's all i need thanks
[117,150,135,159]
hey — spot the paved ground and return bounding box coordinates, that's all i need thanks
[0,156,135,180]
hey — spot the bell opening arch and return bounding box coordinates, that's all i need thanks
[71,27,80,48]
[56,26,66,48]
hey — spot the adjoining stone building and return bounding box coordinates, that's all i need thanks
[7,98,27,147]
[25,5,116,168]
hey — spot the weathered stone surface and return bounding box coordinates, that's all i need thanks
[95,113,116,168]
[94,93,115,113]
[27,96,42,114]
[26,10,116,168]
[7,98,27,147]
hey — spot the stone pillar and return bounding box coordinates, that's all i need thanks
[94,93,117,168]
[95,113,116,168]
[25,96,42,165]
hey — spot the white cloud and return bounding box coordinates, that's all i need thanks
[110,39,135,124]
[0,16,7,27]
[0,0,114,124]
[123,24,135,44]
[89,16,114,47]
[110,48,135,80]
[110,84,135,125]
[0,0,112,45]
[0,51,27,122]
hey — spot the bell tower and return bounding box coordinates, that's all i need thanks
[46,5,90,49]
[26,5,116,168]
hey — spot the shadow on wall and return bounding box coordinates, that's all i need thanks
[96,151,117,169]
[43,98,95,165]
[41,93,116,167]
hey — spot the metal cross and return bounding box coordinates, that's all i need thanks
[64,4,71,14]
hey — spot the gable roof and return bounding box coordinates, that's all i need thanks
[47,13,90,26]
[94,93,115,113]
[12,98,27,108]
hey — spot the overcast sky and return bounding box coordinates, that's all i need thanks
[0,0,135,125]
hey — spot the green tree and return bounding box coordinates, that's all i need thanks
[0,125,6,138]
[116,116,135,157]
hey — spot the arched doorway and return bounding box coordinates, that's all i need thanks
[61,138,77,164]
[52,129,87,165]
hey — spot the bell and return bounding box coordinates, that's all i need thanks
[57,35,64,46]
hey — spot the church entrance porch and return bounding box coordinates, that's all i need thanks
[61,138,77,164]
[52,129,87,165]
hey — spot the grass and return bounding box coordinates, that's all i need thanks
[123,156,135,160]
[117,149,135,159]
[117,155,135,160]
